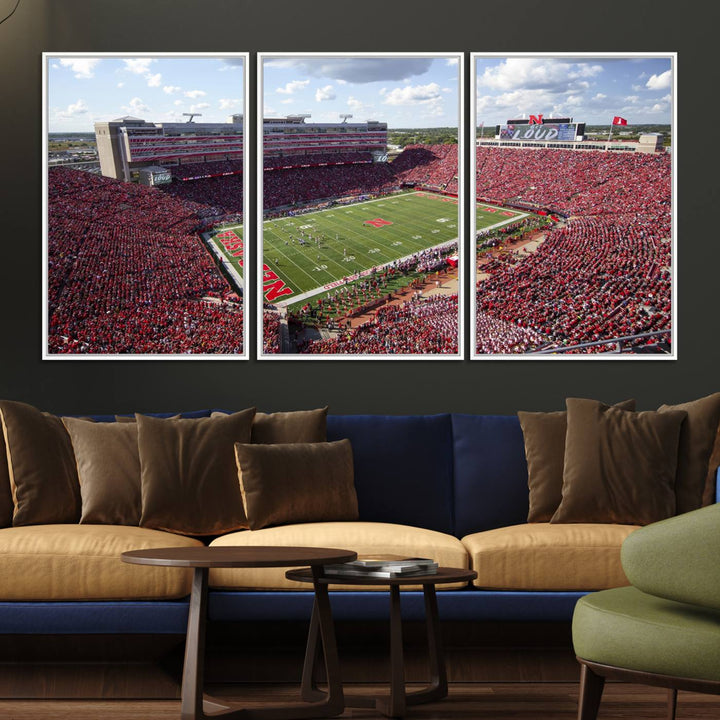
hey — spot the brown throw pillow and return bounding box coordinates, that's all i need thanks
[138,409,255,536]
[62,417,141,525]
[0,400,81,525]
[658,393,720,514]
[552,398,686,525]
[212,407,328,444]
[519,399,635,522]
[235,440,358,531]
[0,432,13,529]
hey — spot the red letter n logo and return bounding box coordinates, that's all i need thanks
[529,114,543,125]
[364,218,393,228]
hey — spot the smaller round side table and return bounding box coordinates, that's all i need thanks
[286,565,477,718]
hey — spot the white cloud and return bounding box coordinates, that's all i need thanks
[123,58,155,75]
[277,79,310,95]
[346,95,376,118]
[219,98,241,110]
[117,82,125,88]
[174,100,183,106]
[382,82,442,106]
[184,90,207,99]
[146,73,162,88]
[478,58,603,94]
[266,57,433,84]
[54,99,89,120]
[59,58,100,79]
[625,95,639,103]
[220,59,243,71]
[163,85,182,94]
[646,70,671,90]
[122,97,150,115]
[280,98,293,105]
[446,58,459,66]
[315,84,336,101]
[592,93,607,101]
[190,102,211,113]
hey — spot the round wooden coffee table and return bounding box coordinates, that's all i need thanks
[286,566,477,718]
[122,546,356,720]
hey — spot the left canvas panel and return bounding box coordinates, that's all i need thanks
[43,53,249,359]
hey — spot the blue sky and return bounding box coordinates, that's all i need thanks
[262,55,460,129]
[475,56,673,126]
[47,55,245,133]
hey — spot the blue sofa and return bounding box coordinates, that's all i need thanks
[0,411,643,637]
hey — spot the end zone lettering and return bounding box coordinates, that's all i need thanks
[216,230,244,262]
[262,264,293,302]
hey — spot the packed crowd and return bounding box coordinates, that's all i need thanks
[263,152,373,169]
[475,311,549,354]
[476,212,671,354]
[170,160,243,180]
[300,295,458,355]
[391,145,459,193]
[476,147,671,220]
[160,173,244,220]
[263,162,397,209]
[47,167,243,355]
[263,310,281,354]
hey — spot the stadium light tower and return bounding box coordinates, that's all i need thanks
[183,113,202,123]
[339,114,353,123]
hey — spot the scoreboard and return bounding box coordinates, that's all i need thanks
[497,123,583,142]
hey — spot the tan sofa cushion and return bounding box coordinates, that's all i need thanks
[462,523,639,591]
[0,525,203,600]
[209,521,469,591]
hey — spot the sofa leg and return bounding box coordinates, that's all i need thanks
[667,688,678,720]
[578,663,605,720]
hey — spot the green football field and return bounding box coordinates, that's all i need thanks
[476,203,529,233]
[259,192,460,305]
[204,194,528,306]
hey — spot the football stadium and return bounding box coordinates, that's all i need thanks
[46,111,671,357]
[474,118,672,356]
[256,116,461,355]
[47,111,465,356]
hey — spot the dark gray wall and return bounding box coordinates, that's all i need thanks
[0,0,716,415]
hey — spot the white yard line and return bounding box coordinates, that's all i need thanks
[276,238,458,307]
[263,191,454,224]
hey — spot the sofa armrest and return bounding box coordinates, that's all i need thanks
[621,503,720,610]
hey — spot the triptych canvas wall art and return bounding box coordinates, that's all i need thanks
[43,52,674,360]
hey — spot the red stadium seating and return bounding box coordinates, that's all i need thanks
[47,167,243,355]
[475,146,672,354]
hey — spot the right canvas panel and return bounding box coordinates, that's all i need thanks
[471,54,675,359]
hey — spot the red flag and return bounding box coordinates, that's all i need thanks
[612,116,628,126]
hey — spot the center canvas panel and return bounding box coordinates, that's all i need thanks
[257,53,463,359]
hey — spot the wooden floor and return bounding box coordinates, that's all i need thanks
[1,683,719,719]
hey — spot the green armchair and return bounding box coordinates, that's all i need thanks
[572,503,720,720]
